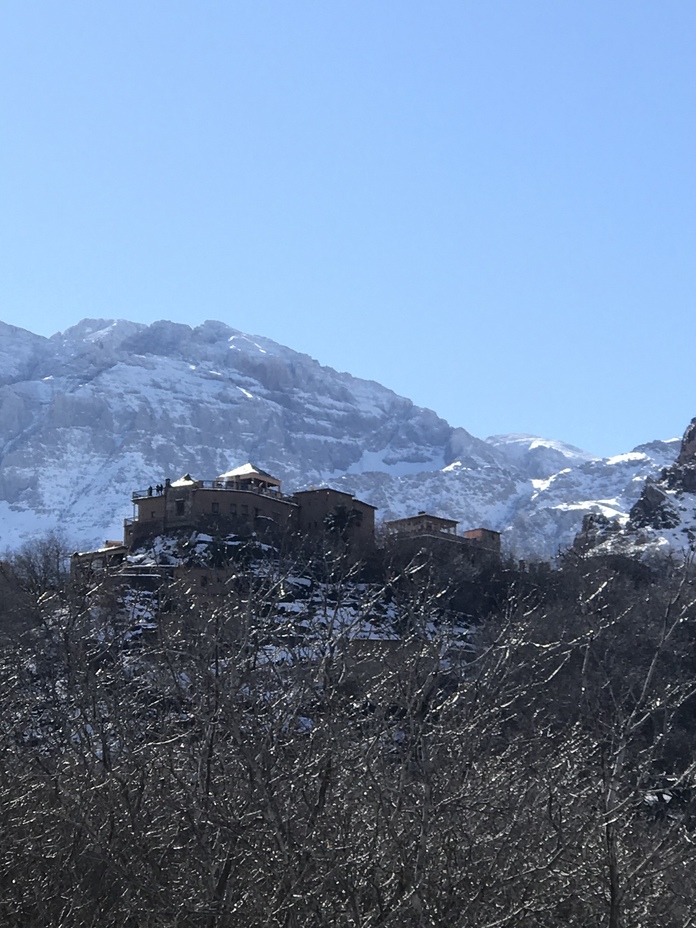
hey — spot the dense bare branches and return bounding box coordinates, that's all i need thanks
[0,547,695,926]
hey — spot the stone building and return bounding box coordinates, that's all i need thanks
[292,487,376,547]
[385,512,458,538]
[71,540,128,584]
[125,464,298,548]
[385,511,501,557]
[73,464,500,581]
[121,463,376,551]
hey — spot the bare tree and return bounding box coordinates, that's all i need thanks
[1,544,695,926]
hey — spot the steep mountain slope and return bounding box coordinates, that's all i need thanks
[0,318,682,556]
[0,318,475,547]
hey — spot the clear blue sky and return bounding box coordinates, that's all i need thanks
[2,1,695,456]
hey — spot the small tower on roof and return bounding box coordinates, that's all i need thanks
[170,473,197,487]
[216,462,282,493]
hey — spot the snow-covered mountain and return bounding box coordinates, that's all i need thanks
[0,318,683,557]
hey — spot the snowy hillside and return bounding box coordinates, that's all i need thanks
[0,317,683,557]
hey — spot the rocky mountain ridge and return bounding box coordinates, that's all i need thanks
[0,318,684,557]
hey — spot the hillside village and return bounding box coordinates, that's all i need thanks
[6,458,696,928]
[14,455,696,928]
[5,463,696,928]
[71,462,501,585]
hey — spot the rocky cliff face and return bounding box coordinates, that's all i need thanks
[573,419,696,560]
[0,318,683,557]
[676,417,696,466]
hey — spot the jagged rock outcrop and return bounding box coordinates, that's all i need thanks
[573,512,622,554]
[677,417,696,465]
[629,481,682,530]
[631,418,696,523]
[574,418,696,560]
[660,417,696,495]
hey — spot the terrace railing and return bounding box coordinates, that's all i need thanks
[132,481,287,501]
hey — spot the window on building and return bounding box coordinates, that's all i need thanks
[211,502,219,514]
[176,499,185,516]
[230,503,237,515]
[241,504,248,516]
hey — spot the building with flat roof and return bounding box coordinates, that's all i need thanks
[385,511,501,557]
[292,487,376,546]
[73,463,501,584]
[385,512,458,538]
[123,465,378,553]
[125,464,298,548]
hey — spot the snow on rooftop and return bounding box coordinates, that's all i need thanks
[171,474,196,487]
[217,462,279,482]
